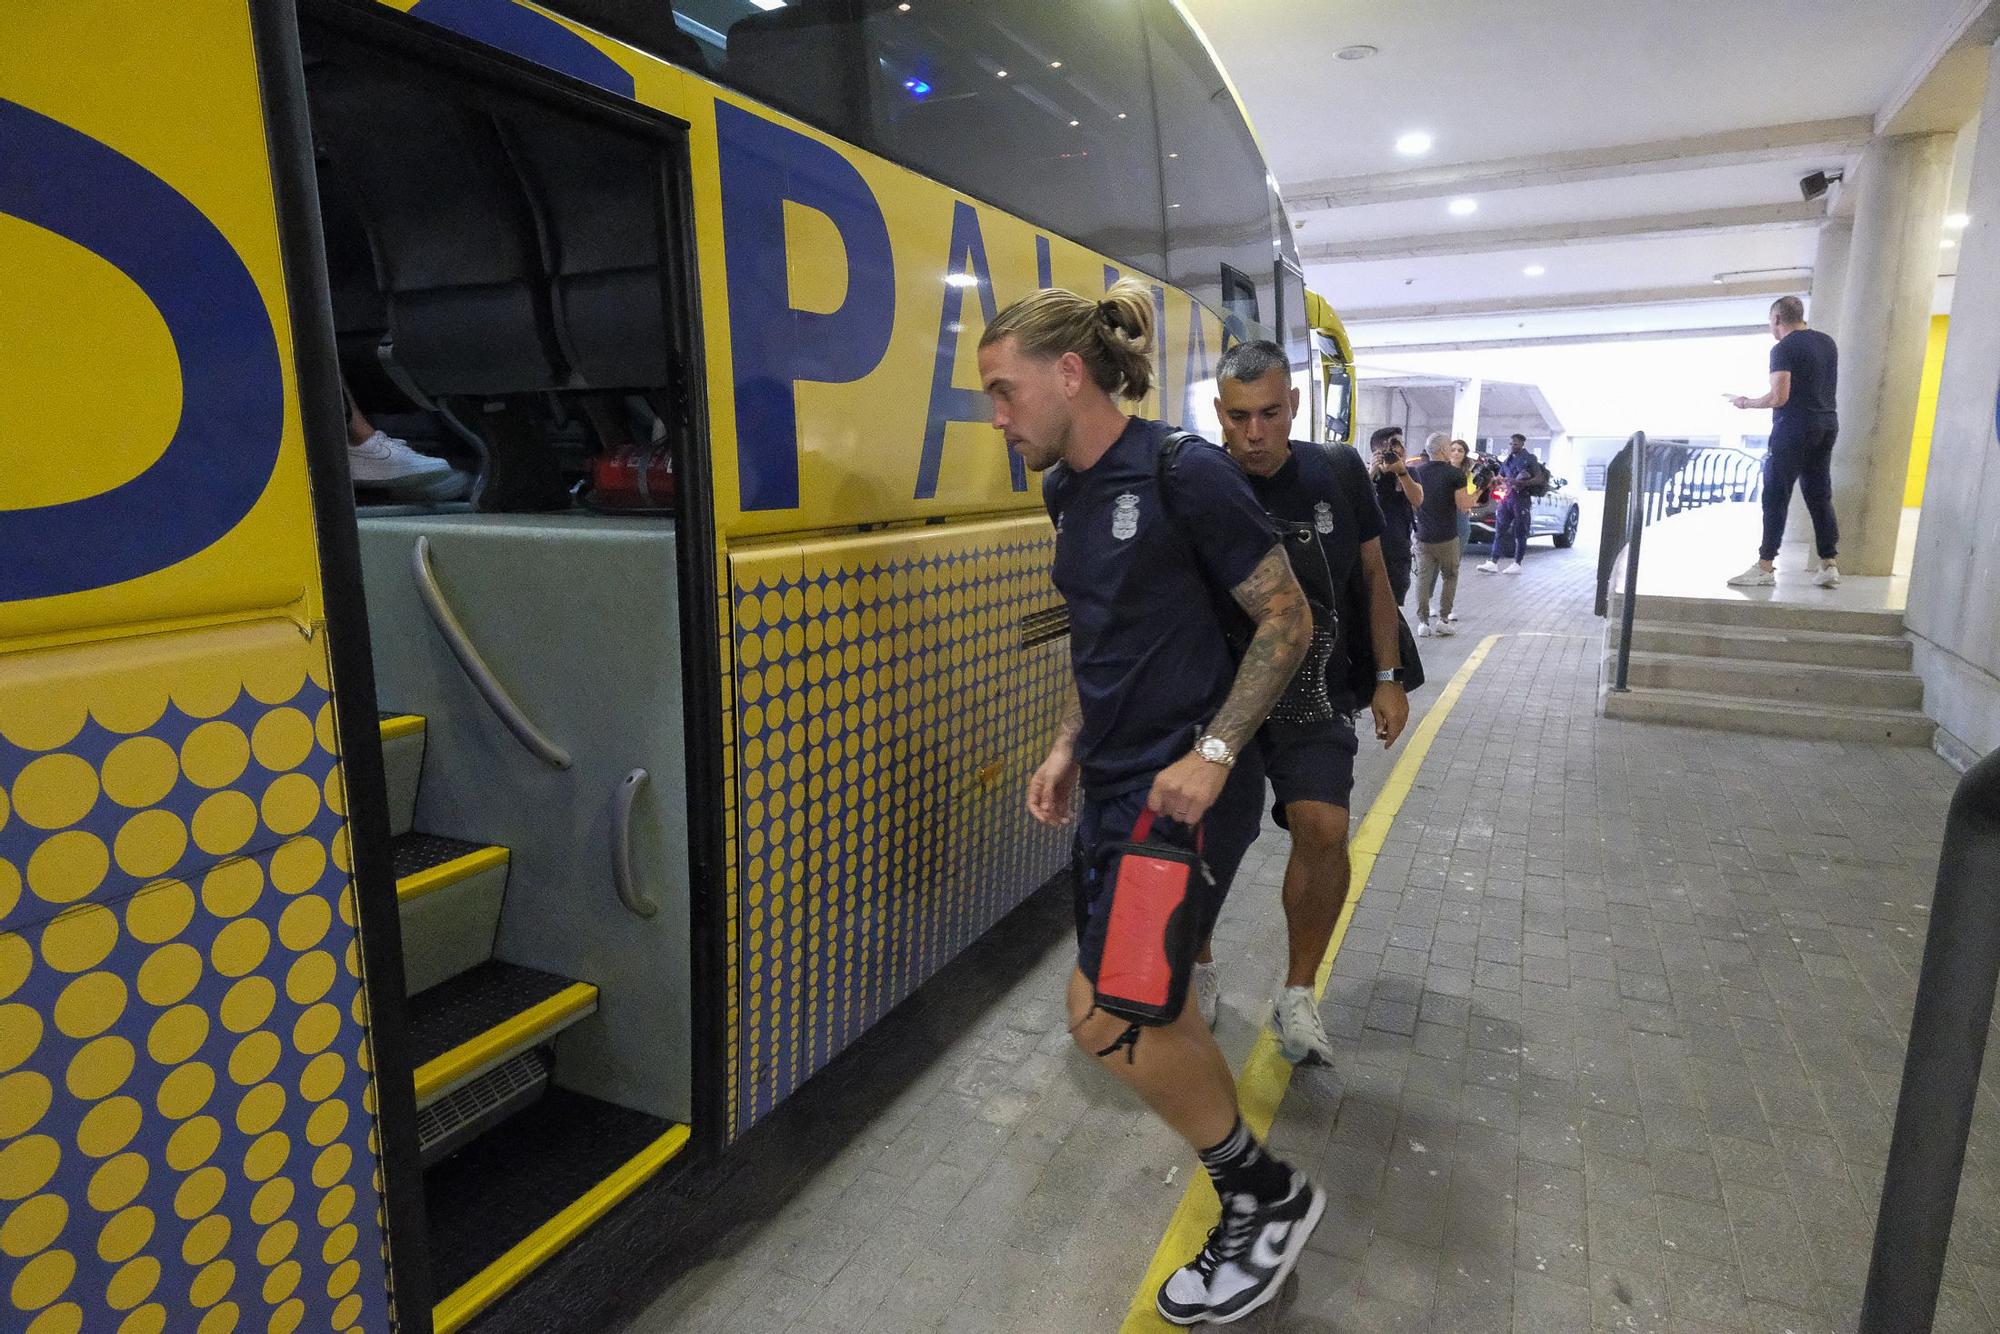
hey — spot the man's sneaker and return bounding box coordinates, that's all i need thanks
[1443,610,1458,623]
[1476,559,1500,573]
[1416,620,1433,638]
[1726,562,1776,587]
[1271,986,1335,1066]
[1158,1173,1327,1326]
[1815,561,1842,588]
[1433,620,1456,637]
[1193,960,1220,1030]
[348,431,467,500]
[1501,561,1523,575]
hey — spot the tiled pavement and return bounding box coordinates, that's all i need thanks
[481,516,1995,1334]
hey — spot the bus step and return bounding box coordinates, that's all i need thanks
[425,1086,688,1333]
[378,711,426,835]
[410,960,597,1109]
[417,1046,551,1167]
[392,831,509,995]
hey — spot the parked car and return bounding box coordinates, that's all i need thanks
[1468,464,1581,548]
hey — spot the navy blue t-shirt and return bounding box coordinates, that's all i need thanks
[1411,460,1467,544]
[1771,328,1838,425]
[1244,442,1381,708]
[1043,418,1277,798]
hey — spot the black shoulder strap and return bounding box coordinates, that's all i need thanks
[1151,429,1206,530]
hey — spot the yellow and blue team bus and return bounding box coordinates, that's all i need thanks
[1,1,1324,1329]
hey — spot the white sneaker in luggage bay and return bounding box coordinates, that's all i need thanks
[1156,1173,1328,1326]
[1476,559,1500,573]
[1815,562,1842,588]
[1193,960,1220,1030]
[1726,562,1776,587]
[1271,986,1335,1066]
[1501,561,1523,575]
[349,430,468,500]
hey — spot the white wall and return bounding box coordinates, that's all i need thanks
[1906,43,2000,765]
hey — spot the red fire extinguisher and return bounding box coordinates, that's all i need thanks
[588,444,676,513]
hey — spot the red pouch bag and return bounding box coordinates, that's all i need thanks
[1093,810,1211,1028]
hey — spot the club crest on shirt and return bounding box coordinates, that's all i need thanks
[1112,492,1140,540]
[1313,501,1336,535]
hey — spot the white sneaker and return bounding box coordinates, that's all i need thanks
[1433,621,1456,637]
[1270,986,1335,1066]
[1443,611,1457,623]
[1814,562,1842,589]
[1476,559,1500,573]
[1193,960,1220,1031]
[1416,621,1433,638]
[348,430,468,500]
[1501,561,1523,575]
[1726,562,1776,587]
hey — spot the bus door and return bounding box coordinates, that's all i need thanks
[2,4,420,1331]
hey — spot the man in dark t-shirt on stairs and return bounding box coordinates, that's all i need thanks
[1730,295,1842,589]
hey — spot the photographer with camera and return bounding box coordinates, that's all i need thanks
[1368,426,1423,605]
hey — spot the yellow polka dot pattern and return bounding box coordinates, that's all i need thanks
[0,642,391,1331]
[725,519,1069,1133]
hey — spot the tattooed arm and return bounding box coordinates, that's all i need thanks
[1028,677,1084,827]
[1147,544,1310,824]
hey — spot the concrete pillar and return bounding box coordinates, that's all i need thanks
[1830,132,1955,575]
[1789,220,1857,565]
[1812,219,1854,338]
[1450,378,1482,447]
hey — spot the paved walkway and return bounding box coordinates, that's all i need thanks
[478,519,1991,1334]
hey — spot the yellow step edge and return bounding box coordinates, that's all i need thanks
[380,713,426,742]
[414,982,598,1105]
[432,1124,693,1334]
[397,845,510,905]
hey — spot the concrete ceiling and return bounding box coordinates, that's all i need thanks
[1187,0,1988,351]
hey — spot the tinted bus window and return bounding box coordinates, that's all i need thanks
[1146,4,1280,344]
[859,0,1165,276]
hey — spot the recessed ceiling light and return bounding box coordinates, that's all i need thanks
[995,69,1008,78]
[1395,131,1433,156]
[1523,264,1546,277]
[1069,119,1080,127]
[1169,202,1182,209]
[1168,151,1179,159]
[1946,212,1971,230]
[1117,112,1127,120]
[1447,197,1478,216]
[1336,44,1378,61]
[896,2,910,8]
[1049,60,1062,69]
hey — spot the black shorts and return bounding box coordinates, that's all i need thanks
[1260,715,1359,824]
[1071,752,1265,984]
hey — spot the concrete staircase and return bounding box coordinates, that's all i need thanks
[1602,596,1935,745]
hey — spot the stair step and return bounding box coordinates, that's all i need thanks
[426,1087,687,1333]
[1602,685,1934,746]
[379,712,426,837]
[393,832,509,995]
[409,961,598,1108]
[1610,594,1905,636]
[1615,651,1925,710]
[1619,620,1913,670]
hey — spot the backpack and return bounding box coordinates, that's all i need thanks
[1515,455,1551,499]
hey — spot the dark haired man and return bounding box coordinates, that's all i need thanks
[1368,426,1421,605]
[1206,340,1410,1070]
[1729,295,1841,588]
[1477,434,1536,575]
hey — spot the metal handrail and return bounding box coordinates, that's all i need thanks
[410,536,573,770]
[1861,749,2000,1332]
[610,769,660,919]
[1612,432,1647,692]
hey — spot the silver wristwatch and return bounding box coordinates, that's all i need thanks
[1195,734,1236,768]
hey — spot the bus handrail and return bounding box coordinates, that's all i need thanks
[611,768,661,919]
[410,536,573,771]
[1861,748,2000,1332]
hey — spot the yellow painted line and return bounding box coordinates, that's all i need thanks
[380,713,426,742]
[433,1123,692,1334]
[414,982,598,1105]
[1121,636,1501,1332]
[397,845,509,904]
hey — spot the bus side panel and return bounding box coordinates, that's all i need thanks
[1,6,395,1329]
[726,518,1070,1134]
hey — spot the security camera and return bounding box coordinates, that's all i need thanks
[1800,170,1844,202]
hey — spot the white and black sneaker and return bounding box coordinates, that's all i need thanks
[1156,1173,1326,1326]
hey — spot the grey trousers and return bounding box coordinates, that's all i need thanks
[1416,538,1461,624]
